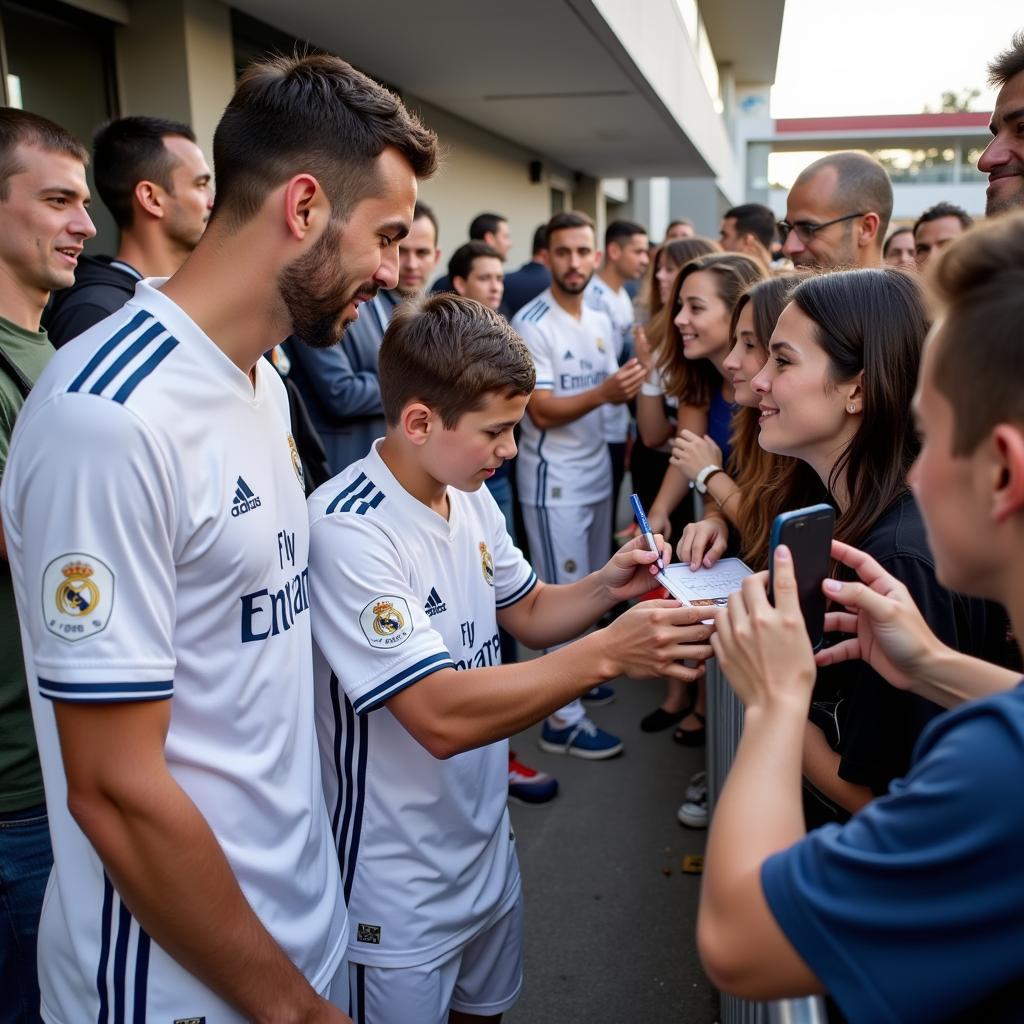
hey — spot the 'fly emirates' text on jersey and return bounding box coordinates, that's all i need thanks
[1,280,346,1023]
[308,441,538,968]
[512,289,618,506]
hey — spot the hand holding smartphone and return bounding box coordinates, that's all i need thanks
[768,504,835,651]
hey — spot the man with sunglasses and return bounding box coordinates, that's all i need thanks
[779,151,892,270]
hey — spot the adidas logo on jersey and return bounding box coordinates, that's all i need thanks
[231,476,262,517]
[424,587,447,617]
[563,349,574,360]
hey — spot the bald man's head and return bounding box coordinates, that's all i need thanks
[782,151,893,269]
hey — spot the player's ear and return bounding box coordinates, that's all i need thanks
[401,402,434,446]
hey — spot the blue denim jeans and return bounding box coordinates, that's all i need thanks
[0,803,51,1024]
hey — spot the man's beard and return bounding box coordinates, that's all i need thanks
[552,267,593,295]
[985,168,1024,216]
[278,219,377,349]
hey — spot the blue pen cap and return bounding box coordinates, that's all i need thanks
[629,493,652,534]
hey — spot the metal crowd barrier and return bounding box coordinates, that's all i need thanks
[705,657,828,1024]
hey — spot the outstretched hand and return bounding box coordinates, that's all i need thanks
[814,539,942,691]
[711,545,816,712]
[600,532,672,602]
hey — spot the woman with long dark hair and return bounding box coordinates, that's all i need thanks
[749,268,1010,823]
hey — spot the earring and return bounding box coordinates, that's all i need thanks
[847,404,856,413]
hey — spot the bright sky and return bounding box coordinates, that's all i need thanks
[771,0,1022,118]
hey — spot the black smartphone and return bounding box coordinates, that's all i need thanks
[768,503,835,651]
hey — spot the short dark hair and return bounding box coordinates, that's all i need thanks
[796,151,894,242]
[667,218,693,231]
[469,212,506,241]
[0,108,88,201]
[929,211,1024,454]
[212,52,438,229]
[546,210,594,242]
[988,30,1024,87]
[448,241,501,283]
[92,116,196,229]
[883,227,914,257]
[379,293,535,428]
[531,224,548,255]
[604,219,647,249]
[413,200,438,247]
[723,203,776,249]
[913,201,973,238]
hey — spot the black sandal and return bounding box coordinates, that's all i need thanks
[672,711,706,747]
[640,706,688,733]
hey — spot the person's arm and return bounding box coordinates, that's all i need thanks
[645,406,708,538]
[636,388,674,448]
[288,329,383,422]
[389,600,712,758]
[815,540,1020,707]
[669,431,744,526]
[801,721,873,815]
[526,359,646,430]
[57,700,344,1023]
[698,547,824,998]
[496,532,667,649]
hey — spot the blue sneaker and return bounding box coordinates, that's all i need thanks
[538,718,623,760]
[581,684,616,706]
[508,752,559,804]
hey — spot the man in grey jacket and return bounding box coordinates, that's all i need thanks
[286,201,439,473]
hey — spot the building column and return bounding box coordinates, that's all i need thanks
[114,0,235,165]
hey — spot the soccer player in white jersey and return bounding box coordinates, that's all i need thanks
[1,54,438,1023]
[512,211,648,757]
[584,218,650,544]
[307,293,713,1023]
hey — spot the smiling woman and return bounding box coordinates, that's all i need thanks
[748,268,1013,826]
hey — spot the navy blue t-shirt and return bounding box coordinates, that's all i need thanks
[763,681,1024,1023]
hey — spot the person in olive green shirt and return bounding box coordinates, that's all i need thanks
[0,107,94,1022]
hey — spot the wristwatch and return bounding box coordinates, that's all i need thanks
[695,464,723,494]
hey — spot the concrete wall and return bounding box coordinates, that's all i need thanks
[407,97,573,274]
[115,0,235,168]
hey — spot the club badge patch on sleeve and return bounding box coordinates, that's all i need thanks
[360,596,414,649]
[42,554,114,642]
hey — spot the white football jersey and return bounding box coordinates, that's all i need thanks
[584,276,634,443]
[308,441,536,968]
[512,289,618,506]
[1,281,346,1021]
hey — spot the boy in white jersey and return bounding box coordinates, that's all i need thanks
[308,294,713,1023]
[513,211,648,757]
[1,54,438,1023]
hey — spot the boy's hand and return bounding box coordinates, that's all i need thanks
[600,601,714,682]
[598,533,671,602]
[711,546,816,713]
[813,539,944,691]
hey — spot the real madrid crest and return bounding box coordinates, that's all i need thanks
[359,595,413,649]
[287,433,305,492]
[596,336,606,353]
[479,541,495,587]
[42,553,114,642]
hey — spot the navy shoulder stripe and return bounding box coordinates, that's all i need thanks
[326,472,385,516]
[67,310,178,404]
[519,298,550,324]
